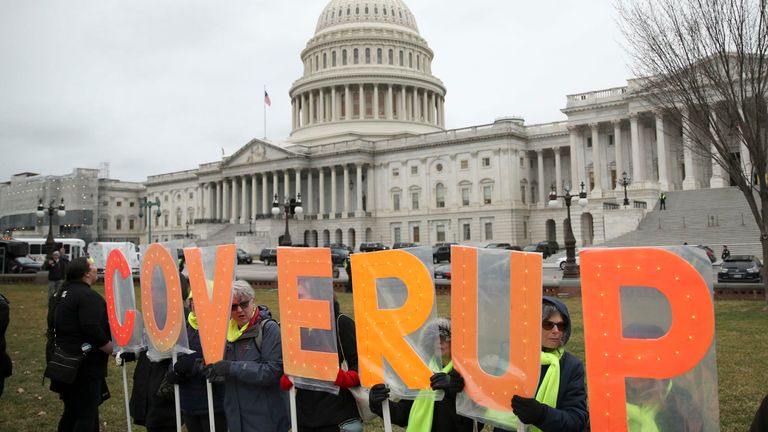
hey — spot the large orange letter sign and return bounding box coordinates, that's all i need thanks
[352,250,435,390]
[140,244,184,353]
[277,247,338,382]
[581,248,715,431]
[105,249,137,347]
[184,245,236,363]
[451,246,541,411]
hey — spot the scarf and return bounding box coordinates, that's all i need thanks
[406,361,453,432]
[484,349,564,431]
[226,313,259,342]
[625,381,673,432]
[187,311,199,330]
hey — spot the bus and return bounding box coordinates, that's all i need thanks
[14,237,86,263]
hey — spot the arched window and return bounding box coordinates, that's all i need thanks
[399,50,404,66]
[355,6,359,14]
[342,49,347,65]
[365,48,370,64]
[364,6,368,14]
[417,54,420,70]
[388,49,393,65]
[315,55,319,71]
[354,48,359,64]
[377,48,382,64]
[332,51,337,67]
[435,183,446,208]
[323,52,327,69]
[408,52,413,68]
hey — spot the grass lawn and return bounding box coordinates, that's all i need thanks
[0,283,766,431]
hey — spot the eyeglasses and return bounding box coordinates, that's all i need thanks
[231,300,251,311]
[542,320,566,332]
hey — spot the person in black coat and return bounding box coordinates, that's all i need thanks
[165,291,227,432]
[751,393,768,432]
[280,298,363,432]
[0,292,10,398]
[368,317,476,432]
[495,296,588,432]
[50,257,113,432]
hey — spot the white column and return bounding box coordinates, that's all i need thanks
[331,87,337,121]
[537,150,545,207]
[554,147,562,195]
[221,179,229,222]
[422,90,428,123]
[630,114,645,184]
[319,168,326,219]
[590,123,603,197]
[613,120,624,190]
[438,96,445,127]
[262,173,269,215]
[302,94,308,126]
[216,181,222,220]
[356,164,363,216]
[655,112,670,191]
[230,178,238,224]
[568,127,580,190]
[343,164,350,217]
[366,165,373,213]
[197,184,203,221]
[283,170,290,199]
[428,92,435,124]
[345,85,351,120]
[373,84,379,120]
[330,167,337,219]
[319,88,325,122]
[272,171,279,202]
[682,109,699,190]
[251,174,257,219]
[400,86,406,120]
[307,169,314,215]
[358,84,365,119]
[291,99,296,130]
[386,85,393,120]
[414,88,420,121]
[309,91,315,124]
[709,110,727,188]
[295,169,301,200]
[240,176,248,223]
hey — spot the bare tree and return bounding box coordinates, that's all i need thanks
[618,0,768,302]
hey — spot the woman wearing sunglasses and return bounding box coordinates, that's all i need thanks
[203,280,290,432]
[496,296,588,432]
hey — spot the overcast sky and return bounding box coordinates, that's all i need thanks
[0,0,630,183]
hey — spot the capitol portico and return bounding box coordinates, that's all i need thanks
[0,0,751,251]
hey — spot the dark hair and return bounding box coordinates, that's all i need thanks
[65,257,92,282]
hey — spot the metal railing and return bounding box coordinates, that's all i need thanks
[604,202,620,210]
[633,201,647,209]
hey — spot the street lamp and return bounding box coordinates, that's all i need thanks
[248,217,254,234]
[138,197,161,244]
[185,220,192,238]
[271,193,303,246]
[36,198,65,256]
[618,171,632,207]
[548,181,588,279]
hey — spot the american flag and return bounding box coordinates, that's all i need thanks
[264,90,271,106]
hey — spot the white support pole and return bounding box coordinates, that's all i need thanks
[289,386,299,431]
[121,358,133,432]
[382,400,393,432]
[172,351,182,432]
[206,380,216,431]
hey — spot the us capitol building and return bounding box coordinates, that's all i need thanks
[0,0,748,251]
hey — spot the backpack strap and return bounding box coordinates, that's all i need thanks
[254,318,276,352]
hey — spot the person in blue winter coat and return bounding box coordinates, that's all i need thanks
[496,296,589,432]
[203,280,290,432]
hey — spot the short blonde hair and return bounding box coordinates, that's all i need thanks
[232,280,254,302]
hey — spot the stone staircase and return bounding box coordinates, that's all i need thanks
[598,187,764,260]
[195,223,247,247]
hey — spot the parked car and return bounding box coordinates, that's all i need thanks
[523,244,550,259]
[392,242,417,249]
[10,256,42,273]
[259,248,277,265]
[329,246,349,267]
[434,263,452,280]
[718,255,763,283]
[236,248,253,264]
[359,242,389,252]
[326,243,353,253]
[537,240,559,255]
[694,245,717,263]
[432,242,458,263]
[485,243,522,251]
[556,255,581,271]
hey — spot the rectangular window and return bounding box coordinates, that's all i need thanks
[129,202,135,207]
[393,226,401,243]
[520,157,525,167]
[392,168,399,177]
[129,219,135,230]
[413,226,420,243]
[530,159,535,168]
[411,165,418,175]
[482,157,491,167]
[189,192,194,199]
[436,190,445,208]
[460,159,469,170]
[461,187,470,206]
[393,193,400,211]
[436,225,445,242]
[483,185,492,204]
[521,185,526,204]
[411,192,419,210]
[485,222,493,240]
[102,219,108,230]
[116,219,122,230]
[164,214,169,227]
[116,201,122,207]
[102,201,108,207]
[608,134,614,146]
[463,223,471,241]
[523,221,528,238]
[587,137,592,148]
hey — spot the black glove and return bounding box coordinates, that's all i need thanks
[430,372,465,398]
[165,368,181,385]
[173,354,196,377]
[203,360,232,382]
[512,395,548,425]
[369,383,390,404]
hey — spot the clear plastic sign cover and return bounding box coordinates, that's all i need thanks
[105,248,144,353]
[89,241,139,271]
[352,246,444,401]
[139,242,191,361]
[453,247,542,430]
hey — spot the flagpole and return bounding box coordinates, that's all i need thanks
[263,85,267,140]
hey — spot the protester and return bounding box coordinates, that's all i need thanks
[368,317,476,432]
[49,257,113,432]
[203,280,289,432]
[659,192,667,210]
[344,258,353,293]
[279,295,363,432]
[496,297,588,432]
[721,245,731,261]
[43,250,67,299]
[166,290,227,432]
[0,291,10,398]
[750,393,768,432]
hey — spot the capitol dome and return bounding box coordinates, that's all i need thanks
[288,0,447,145]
